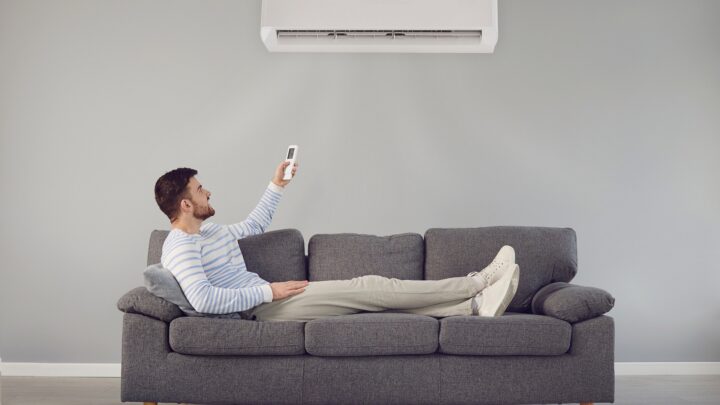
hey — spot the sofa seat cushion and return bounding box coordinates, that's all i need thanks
[169,317,306,356]
[305,313,439,356]
[439,312,571,356]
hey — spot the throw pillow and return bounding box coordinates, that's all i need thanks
[531,282,615,323]
[143,263,199,315]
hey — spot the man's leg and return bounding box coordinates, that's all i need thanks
[385,298,475,318]
[249,275,483,321]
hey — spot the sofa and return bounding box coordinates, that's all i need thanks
[117,226,615,405]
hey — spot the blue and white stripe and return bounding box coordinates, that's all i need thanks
[161,182,283,314]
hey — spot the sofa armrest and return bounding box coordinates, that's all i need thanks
[531,282,615,323]
[117,286,184,323]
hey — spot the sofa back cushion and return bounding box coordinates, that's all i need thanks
[424,227,577,313]
[308,233,424,281]
[147,228,307,282]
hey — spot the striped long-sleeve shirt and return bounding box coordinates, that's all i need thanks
[160,181,284,314]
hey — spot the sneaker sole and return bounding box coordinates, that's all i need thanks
[478,269,514,317]
[492,264,519,316]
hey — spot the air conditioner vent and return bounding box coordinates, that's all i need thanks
[277,30,482,39]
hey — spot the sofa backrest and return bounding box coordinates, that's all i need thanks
[146,228,307,282]
[307,233,424,281]
[146,226,576,313]
[424,227,578,313]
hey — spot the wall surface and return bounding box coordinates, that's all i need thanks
[1,0,719,363]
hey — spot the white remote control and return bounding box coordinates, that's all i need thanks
[283,145,299,180]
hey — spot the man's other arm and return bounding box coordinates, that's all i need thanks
[162,237,273,313]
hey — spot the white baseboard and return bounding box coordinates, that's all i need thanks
[0,363,121,377]
[614,362,720,376]
[1,362,719,378]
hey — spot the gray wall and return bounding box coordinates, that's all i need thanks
[1,0,718,363]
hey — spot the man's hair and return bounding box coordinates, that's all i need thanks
[154,168,198,222]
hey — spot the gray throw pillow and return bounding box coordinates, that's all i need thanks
[531,282,615,323]
[143,263,199,315]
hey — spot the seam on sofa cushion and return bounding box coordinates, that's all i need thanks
[446,320,565,326]
[443,344,566,348]
[174,344,304,349]
[306,344,435,349]
[308,321,435,326]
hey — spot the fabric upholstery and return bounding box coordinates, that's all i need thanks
[237,228,307,282]
[308,232,424,281]
[146,228,307,282]
[532,281,616,323]
[169,317,305,355]
[303,356,439,404]
[438,312,571,355]
[143,263,196,314]
[122,313,305,404]
[304,313,438,356]
[439,315,615,404]
[424,226,578,313]
[117,287,183,323]
[121,313,614,405]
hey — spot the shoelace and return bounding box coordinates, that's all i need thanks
[469,259,506,283]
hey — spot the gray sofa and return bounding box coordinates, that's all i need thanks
[117,226,615,405]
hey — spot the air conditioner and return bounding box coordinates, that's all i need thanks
[260,0,498,53]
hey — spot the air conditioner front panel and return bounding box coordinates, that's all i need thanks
[261,0,495,30]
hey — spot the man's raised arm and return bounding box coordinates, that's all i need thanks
[226,160,297,239]
[225,181,283,240]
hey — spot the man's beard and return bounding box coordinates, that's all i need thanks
[193,203,215,221]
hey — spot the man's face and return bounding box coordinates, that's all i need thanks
[184,177,214,221]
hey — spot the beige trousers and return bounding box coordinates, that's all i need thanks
[248,274,482,322]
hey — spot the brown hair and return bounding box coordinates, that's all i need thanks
[154,168,197,222]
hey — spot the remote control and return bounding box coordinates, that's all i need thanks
[283,145,299,180]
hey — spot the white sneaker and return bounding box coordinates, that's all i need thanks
[467,245,516,287]
[474,264,520,317]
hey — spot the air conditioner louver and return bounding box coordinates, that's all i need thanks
[261,0,498,53]
[274,30,484,49]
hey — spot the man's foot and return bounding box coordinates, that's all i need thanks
[472,264,520,317]
[467,245,516,288]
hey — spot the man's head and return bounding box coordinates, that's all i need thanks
[154,168,214,224]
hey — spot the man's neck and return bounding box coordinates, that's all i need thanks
[171,219,203,235]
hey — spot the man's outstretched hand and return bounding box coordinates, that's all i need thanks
[269,280,309,300]
[271,160,299,188]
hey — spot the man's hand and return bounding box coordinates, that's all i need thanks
[271,160,299,188]
[269,280,309,300]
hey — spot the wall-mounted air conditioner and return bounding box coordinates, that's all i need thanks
[260,0,498,53]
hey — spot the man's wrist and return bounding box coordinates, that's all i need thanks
[261,284,274,303]
[268,180,285,194]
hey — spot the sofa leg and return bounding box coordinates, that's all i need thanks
[580,402,594,405]
[143,402,157,405]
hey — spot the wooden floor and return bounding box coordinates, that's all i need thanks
[1,375,719,404]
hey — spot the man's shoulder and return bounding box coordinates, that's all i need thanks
[160,230,199,264]
[163,229,198,250]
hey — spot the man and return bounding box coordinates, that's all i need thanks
[154,161,520,322]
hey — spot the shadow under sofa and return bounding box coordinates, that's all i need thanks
[117,226,615,405]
